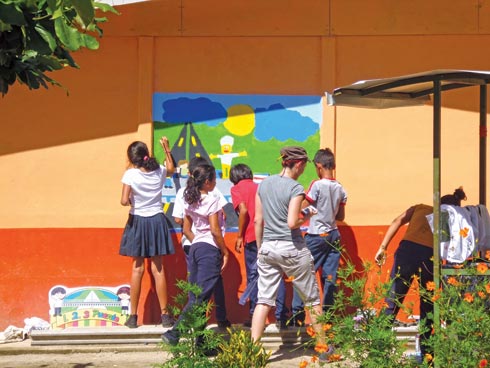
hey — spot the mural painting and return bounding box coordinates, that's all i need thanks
[152,93,322,231]
[49,284,131,329]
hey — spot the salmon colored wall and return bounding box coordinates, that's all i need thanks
[0,0,488,328]
[0,225,411,328]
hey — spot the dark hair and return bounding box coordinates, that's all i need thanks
[51,286,66,295]
[188,156,210,173]
[117,286,130,295]
[441,187,467,206]
[127,141,159,172]
[230,163,253,185]
[184,164,216,205]
[314,148,336,170]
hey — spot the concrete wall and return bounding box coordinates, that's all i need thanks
[0,0,488,328]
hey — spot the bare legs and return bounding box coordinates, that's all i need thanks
[251,303,325,345]
[129,257,145,314]
[129,256,169,316]
[150,255,169,314]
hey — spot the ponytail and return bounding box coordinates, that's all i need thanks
[441,186,467,206]
[127,141,159,171]
[183,164,216,205]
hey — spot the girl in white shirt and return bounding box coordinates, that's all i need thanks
[119,137,175,329]
[162,164,229,348]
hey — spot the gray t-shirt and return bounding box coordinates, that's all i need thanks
[306,178,347,234]
[258,174,305,242]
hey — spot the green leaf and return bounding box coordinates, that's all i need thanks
[35,24,57,52]
[0,3,26,26]
[54,17,81,51]
[80,33,98,50]
[94,2,119,14]
[0,19,12,31]
[72,0,94,27]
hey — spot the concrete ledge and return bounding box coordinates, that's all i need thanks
[0,324,417,353]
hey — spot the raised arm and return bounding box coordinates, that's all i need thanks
[160,136,175,176]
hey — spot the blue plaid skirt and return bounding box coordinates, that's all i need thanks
[119,213,175,257]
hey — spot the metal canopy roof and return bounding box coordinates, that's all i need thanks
[326,69,490,108]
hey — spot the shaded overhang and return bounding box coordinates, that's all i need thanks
[326,69,490,109]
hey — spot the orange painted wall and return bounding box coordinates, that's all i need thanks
[0,0,489,329]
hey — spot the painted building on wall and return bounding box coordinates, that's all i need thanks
[0,0,489,329]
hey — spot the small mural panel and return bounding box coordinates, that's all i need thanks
[152,92,322,231]
[48,284,130,329]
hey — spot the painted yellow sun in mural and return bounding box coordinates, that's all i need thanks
[223,104,255,136]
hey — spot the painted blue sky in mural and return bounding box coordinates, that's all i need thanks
[152,93,322,142]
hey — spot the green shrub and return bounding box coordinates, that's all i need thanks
[215,328,271,368]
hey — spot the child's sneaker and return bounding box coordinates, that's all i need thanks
[161,314,174,328]
[124,314,138,329]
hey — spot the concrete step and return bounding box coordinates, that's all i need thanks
[29,323,418,350]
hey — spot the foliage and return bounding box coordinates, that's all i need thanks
[0,0,118,95]
[158,279,224,368]
[215,328,271,368]
[297,239,421,368]
[422,260,490,368]
[298,240,490,368]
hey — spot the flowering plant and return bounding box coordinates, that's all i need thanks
[298,242,490,368]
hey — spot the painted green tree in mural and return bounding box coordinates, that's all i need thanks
[0,0,118,95]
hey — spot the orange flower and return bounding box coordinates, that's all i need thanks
[486,284,490,294]
[310,355,318,363]
[447,277,459,286]
[460,227,469,238]
[328,354,342,362]
[299,360,308,368]
[306,326,316,337]
[479,291,486,299]
[477,263,489,274]
[426,281,436,291]
[432,293,441,302]
[425,353,433,362]
[336,279,341,285]
[314,343,329,354]
[285,275,295,282]
[464,292,474,303]
[486,251,490,260]
[480,359,488,367]
[327,274,333,281]
[323,323,332,331]
[453,263,464,268]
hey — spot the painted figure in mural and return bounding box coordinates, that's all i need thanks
[172,156,231,329]
[209,135,247,179]
[291,148,348,325]
[162,164,229,348]
[119,137,175,329]
[230,163,289,328]
[250,146,326,351]
[117,286,131,316]
[374,187,467,355]
[50,286,67,317]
